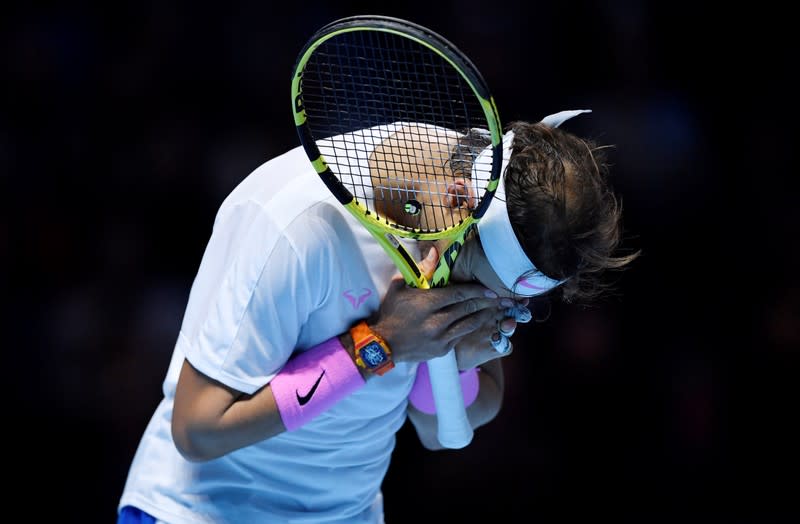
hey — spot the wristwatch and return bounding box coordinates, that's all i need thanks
[350,321,395,376]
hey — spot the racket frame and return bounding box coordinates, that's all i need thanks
[291,15,504,447]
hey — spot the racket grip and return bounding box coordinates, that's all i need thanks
[426,349,474,448]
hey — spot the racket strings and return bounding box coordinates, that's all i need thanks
[301,30,493,233]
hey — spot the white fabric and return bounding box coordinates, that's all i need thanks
[321,121,455,205]
[118,126,419,524]
[540,109,592,128]
[475,110,591,295]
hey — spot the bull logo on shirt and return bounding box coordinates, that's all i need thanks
[343,288,373,309]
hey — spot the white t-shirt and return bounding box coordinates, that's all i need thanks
[118,126,424,524]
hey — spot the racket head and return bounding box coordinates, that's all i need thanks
[291,15,504,247]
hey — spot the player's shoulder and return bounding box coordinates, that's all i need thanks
[213,146,333,221]
[220,146,310,205]
[209,147,359,252]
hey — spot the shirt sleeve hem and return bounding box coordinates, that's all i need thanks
[177,331,266,395]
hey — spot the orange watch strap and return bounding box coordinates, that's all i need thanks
[350,320,378,349]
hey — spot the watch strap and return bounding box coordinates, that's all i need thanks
[350,321,395,376]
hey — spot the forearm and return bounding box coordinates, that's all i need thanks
[172,359,287,461]
[467,358,504,427]
[173,334,371,462]
[192,387,285,460]
[407,358,504,451]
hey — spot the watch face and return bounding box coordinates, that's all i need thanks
[361,341,388,368]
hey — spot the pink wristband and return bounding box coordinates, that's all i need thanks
[271,336,365,431]
[408,362,480,415]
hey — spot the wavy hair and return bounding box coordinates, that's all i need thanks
[503,121,639,303]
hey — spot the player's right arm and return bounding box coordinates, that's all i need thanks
[171,271,505,462]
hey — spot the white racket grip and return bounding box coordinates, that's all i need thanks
[427,349,474,448]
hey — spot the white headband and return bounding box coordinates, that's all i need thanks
[475,109,592,296]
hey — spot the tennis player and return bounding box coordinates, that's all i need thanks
[117,110,637,523]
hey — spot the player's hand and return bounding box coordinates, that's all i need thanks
[417,244,532,370]
[449,287,531,370]
[370,247,506,364]
[451,313,520,370]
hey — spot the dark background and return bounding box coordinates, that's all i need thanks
[4,1,798,522]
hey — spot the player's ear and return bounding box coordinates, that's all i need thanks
[444,178,476,209]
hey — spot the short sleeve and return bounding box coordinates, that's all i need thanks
[177,200,324,394]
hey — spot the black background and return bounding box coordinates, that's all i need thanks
[4,1,798,522]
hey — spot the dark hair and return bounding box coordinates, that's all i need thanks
[504,121,639,303]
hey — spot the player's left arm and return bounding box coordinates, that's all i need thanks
[407,358,504,451]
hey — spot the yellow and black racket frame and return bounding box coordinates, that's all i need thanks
[291,15,503,288]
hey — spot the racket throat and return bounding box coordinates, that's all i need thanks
[382,232,426,287]
[430,223,476,288]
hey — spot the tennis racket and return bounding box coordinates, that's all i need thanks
[290,15,503,449]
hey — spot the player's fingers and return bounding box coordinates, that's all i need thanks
[440,296,513,332]
[444,305,498,343]
[432,282,500,310]
[441,296,506,329]
[491,333,513,355]
[505,304,532,323]
[498,317,517,337]
[418,245,438,282]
